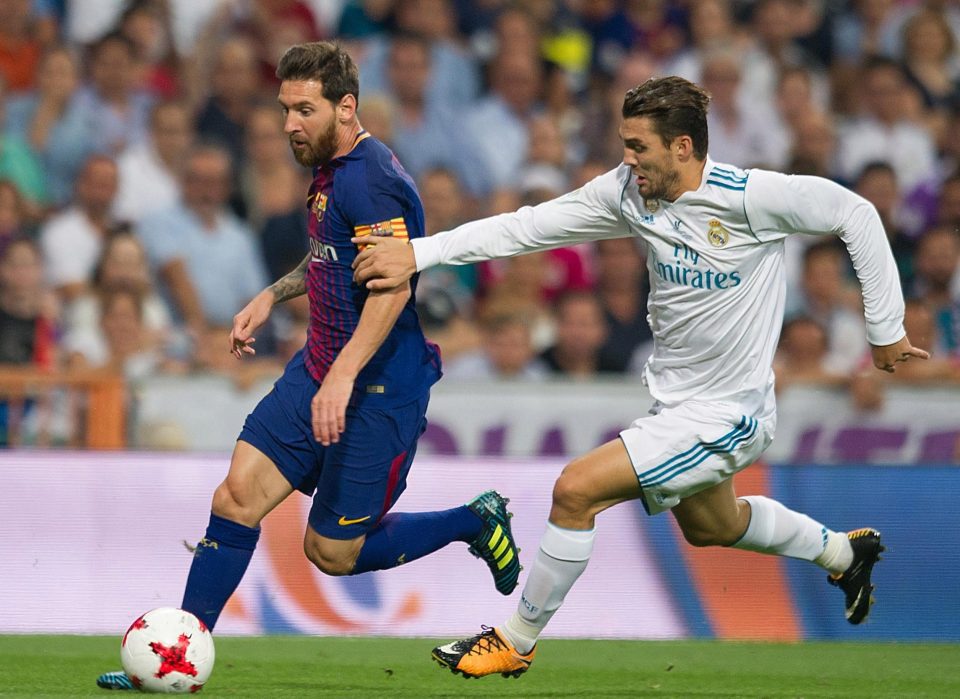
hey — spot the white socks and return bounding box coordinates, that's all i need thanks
[500,522,595,655]
[733,495,853,573]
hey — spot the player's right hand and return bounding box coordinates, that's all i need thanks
[230,289,275,359]
[350,236,417,290]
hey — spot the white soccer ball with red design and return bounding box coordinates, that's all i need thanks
[120,607,215,694]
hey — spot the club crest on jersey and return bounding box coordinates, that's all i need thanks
[707,218,729,247]
[311,193,328,221]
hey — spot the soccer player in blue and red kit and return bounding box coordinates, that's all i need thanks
[97,41,521,691]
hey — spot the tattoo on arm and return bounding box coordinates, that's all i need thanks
[269,253,310,303]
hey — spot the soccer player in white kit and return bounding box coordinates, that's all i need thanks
[352,77,929,679]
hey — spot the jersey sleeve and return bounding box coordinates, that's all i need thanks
[745,170,905,346]
[412,166,630,270]
[339,157,421,244]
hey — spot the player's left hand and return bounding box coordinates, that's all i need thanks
[311,367,355,445]
[870,334,929,373]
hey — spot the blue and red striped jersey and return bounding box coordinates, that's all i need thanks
[302,131,441,406]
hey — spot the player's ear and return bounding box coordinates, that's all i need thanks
[337,94,357,121]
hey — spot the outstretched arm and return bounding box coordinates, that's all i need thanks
[311,282,412,445]
[230,253,310,358]
[352,167,630,290]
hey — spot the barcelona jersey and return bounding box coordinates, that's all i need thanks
[302,131,441,407]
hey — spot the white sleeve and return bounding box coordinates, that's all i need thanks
[745,170,905,346]
[412,167,630,270]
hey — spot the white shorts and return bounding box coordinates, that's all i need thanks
[620,401,773,515]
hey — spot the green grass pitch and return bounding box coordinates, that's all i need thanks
[2,635,959,697]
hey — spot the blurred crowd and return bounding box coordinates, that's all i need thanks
[1,0,960,417]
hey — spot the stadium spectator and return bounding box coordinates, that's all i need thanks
[581,49,657,164]
[831,0,906,107]
[352,77,926,676]
[116,0,183,99]
[4,47,93,207]
[136,145,268,334]
[700,46,783,169]
[336,0,393,40]
[786,109,841,181]
[0,236,57,369]
[358,0,480,112]
[65,286,174,381]
[912,224,960,354]
[62,229,176,368]
[539,291,609,378]
[416,167,478,315]
[837,57,937,194]
[900,8,960,134]
[478,172,595,311]
[74,32,154,156]
[444,310,548,381]
[853,161,916,290]
[232,0,322,89]
[479,253,556,351]
[374,32,490,196]
[239,102,311,344]
[195,36,262,168]
[0,76,48,210]
[765,66,825,171]
[38,155,119,302]
[594,237,652,374]
[739,0,826,115]
[791,240,869,375]
[238,102,308,230]
[0,0,44,92]
[774,315,846,391]
[936,171,960,228]
[663,0,751,84]
[114,100,193,224]
[0,181,29,258]
[850,298,960,412]
[462,47,544,191]
[524,113,573,181]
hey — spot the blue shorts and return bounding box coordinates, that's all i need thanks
[238,350,428,540]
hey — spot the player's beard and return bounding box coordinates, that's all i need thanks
[289,116,339,167]
[637,161,680,202]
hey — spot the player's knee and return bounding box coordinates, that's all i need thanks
[211,478,257,526]
[303,538,356,576]
[551,466,595,518]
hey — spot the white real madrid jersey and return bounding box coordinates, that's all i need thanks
[412,158,905,413]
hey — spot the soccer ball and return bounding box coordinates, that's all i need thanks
[120,607,215,694]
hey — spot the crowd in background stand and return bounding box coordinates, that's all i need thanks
[2,0,960,432]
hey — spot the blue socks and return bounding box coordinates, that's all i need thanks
[181,513,260,631]
[180,506,482,627]
[352,505,481,573]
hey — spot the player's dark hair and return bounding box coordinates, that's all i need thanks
[276,41,360,105]
[622,77,710,160]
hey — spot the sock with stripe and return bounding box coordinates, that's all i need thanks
[352,506,482,573]
[732,495,853,573]
[500,522,595,655]
[181,513,260,631]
